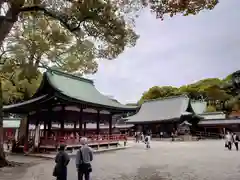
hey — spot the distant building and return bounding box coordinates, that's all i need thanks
[124,95,206,137]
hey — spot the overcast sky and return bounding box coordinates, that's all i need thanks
[89,0,240,104]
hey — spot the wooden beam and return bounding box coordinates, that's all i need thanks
[83,122,86,136]
[109,113,113,135]
[97,110,100,135]
[60,105,65,136]
[43,118,47,139]
[24,115,30,152]
[79,107,83,136]
[47,108,52,137]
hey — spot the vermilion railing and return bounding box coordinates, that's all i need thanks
[195,131,223,139]
[40,134,127,146]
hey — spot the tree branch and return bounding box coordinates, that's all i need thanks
[20,5,79,33]
[0,72,16,86]
[20,5,98,33]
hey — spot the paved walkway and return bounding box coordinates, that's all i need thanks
[1,140,240,180]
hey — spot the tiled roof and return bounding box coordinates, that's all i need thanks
[198,119,240,125]
[3,69,138,112]
[125,95,191,123]
[190,100,207,114]
[45,70,137,110]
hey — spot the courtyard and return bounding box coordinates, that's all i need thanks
[1,140,240,180]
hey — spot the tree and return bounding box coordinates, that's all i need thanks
[206,105,216,112]
[0,0,219,168]
[1,70,42,104]
[138,74,236,112]
[138,86,179,104]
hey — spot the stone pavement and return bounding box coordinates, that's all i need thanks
[2,140,240,180]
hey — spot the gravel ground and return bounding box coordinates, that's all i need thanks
[1,140,240,180]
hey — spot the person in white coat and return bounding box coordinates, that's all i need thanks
[225,131,233,150]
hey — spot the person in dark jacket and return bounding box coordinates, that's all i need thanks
[53,144,70,180]
[233,133,239,151]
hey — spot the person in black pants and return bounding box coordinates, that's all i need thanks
[233,133,239,151]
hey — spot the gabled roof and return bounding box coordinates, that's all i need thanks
[125,95,192,123]
[199,111,226,120]
[43,70,137,110]
[198,118,240,126]
[3,120,20,128]
[3,95,50,112]
[190,101,207,114]
[3,69,138,113]
[200,111,225,115]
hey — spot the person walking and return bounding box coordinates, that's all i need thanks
[233,132,239,151]
[145,134,151,149]
[76,137,93,180]
[141,132,144,142]
[53,144,70,180]
[225,131,233,150]
[160,132,163,140]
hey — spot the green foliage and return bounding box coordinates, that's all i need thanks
[139,73,239,112]
[3,14,99,75]
[1,70,42,105]
[138,86,179,104]
[206,105,216,112]
[0,0,220,104]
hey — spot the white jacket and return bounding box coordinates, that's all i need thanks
[226,134,233,143]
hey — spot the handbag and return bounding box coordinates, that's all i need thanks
[78,149,92,173]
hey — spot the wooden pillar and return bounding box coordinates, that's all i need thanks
[74,121,77,137]
[61,106,65,137]
[44,118,47,140]
[34,114,40,152]
[24,115,30,152]
[109,113,113,135]
[96,110,100,135]
[79,107,83,136]
[47,108,52,137]
[83,122,87,136]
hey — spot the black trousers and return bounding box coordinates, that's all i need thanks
[228,142,232,150]
[234,142,239,151]
[78,171,90,180]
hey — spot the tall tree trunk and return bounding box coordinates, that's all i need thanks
[0,78,7,167]
[0,0,25,46]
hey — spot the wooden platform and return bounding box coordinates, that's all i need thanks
[39,141,119,151]
[16,141,122,153]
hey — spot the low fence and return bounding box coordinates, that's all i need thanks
[195,131,223,139]
[40,134,127,147]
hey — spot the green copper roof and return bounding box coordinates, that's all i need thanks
[45,70,137,110]
[3,120,20,128]
[125,95,192,123]
[190,101,207,114]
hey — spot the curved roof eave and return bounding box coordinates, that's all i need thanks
[44,70,138,111]
[3,95,51,113]
[54,92,138,111]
